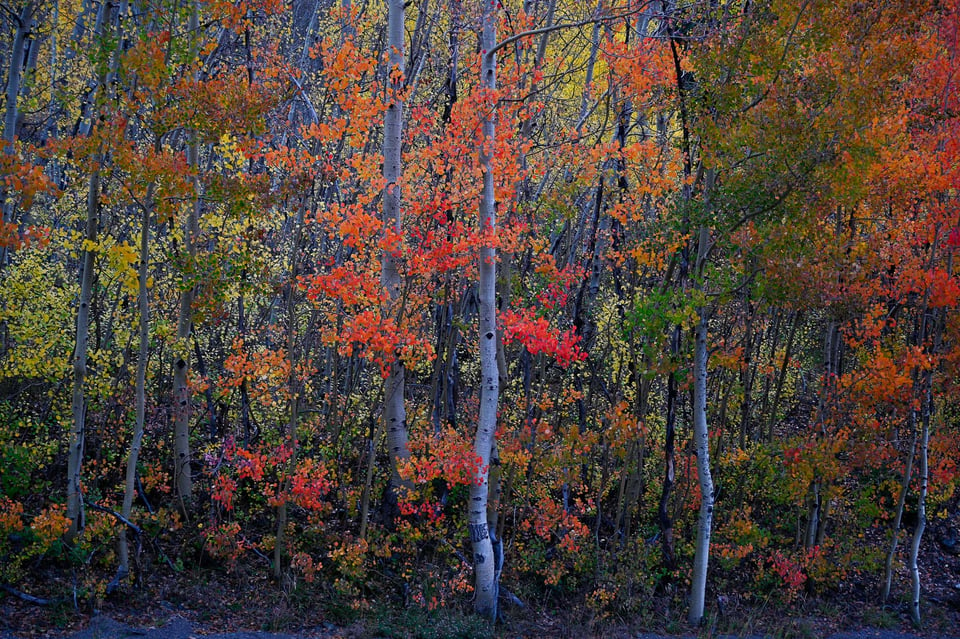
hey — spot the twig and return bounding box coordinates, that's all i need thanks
[135,474,154,514]
[154,540,177,573]
[248,541,272,566]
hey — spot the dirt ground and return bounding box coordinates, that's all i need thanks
[1,614,959,639]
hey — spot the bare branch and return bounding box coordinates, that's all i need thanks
[485,1,654,60]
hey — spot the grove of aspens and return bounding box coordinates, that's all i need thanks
[1,0,959,636]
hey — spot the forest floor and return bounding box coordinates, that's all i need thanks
[1,608,960,639]
[2,513,960,639]
[2,567,960,639]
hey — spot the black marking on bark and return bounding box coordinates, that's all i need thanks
[485,332,494,340]
[469,523,489,542]
[475,552,485,564]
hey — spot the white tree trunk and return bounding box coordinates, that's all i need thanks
[882,398,917,603]
[469,0,499,620]
[382,0,410,495]
[66,165,99,542]
[1,2,37,267]
[688,226,714,626]
[66,0,125,542]
[909,377,931,627]
[118,182,154,579]
[3,2,34,156]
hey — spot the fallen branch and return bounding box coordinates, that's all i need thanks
[1,584,52,606]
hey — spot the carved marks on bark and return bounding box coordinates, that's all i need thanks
[469,522,489,543]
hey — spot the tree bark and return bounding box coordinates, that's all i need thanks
[382,0,411,501]
[909,375,930,628]
[766,310,799,442]
[688,226,715,627]
[66,162,100,543]
[66,0,125,539]
[806,319,840,549]
[118,181,154,580]
[882,392,918,603]
[469,0,499,620]
[173,0,202,513]
[274,198,306,580]
[2,2,35,156]
[1,1,37,267]
[739,284,754,447]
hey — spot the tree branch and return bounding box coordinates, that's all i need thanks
[83,498,143,534]
[1,584,53,606]
[485,1,653,60]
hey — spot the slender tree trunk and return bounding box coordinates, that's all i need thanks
[45,0,62,187]
[807,319,839,549]
[487,437,503,596]
[358,414,382,540]
[469,0,499,620]
[659,26,696,574]
[881,394,918,603]
[66,0,126,540]
[688,226,715,626]
[173,0,201,513]
[382,0,411,503]
[755,309,781,432]
[0,2,37,267]
[118,181,154,579]
[66,162,101,542]
[575,0,603,134]
[766,311,800,442]
[2,2,34,156]
[441,0,461,124]
[172,190,197,510]
[658,335,678,568]
[909,375,930,628]
[739,285,754,448]
[274,199,306,580]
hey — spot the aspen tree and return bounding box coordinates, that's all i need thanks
[118,178,155,580]
[1,1,37,267]
[172,0,201,511]
[382,0,411,508]
[469,0,500,620]
[688,226,715,626]
[66,0,125,542]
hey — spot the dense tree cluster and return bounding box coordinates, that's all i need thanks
[1,0,958,629]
